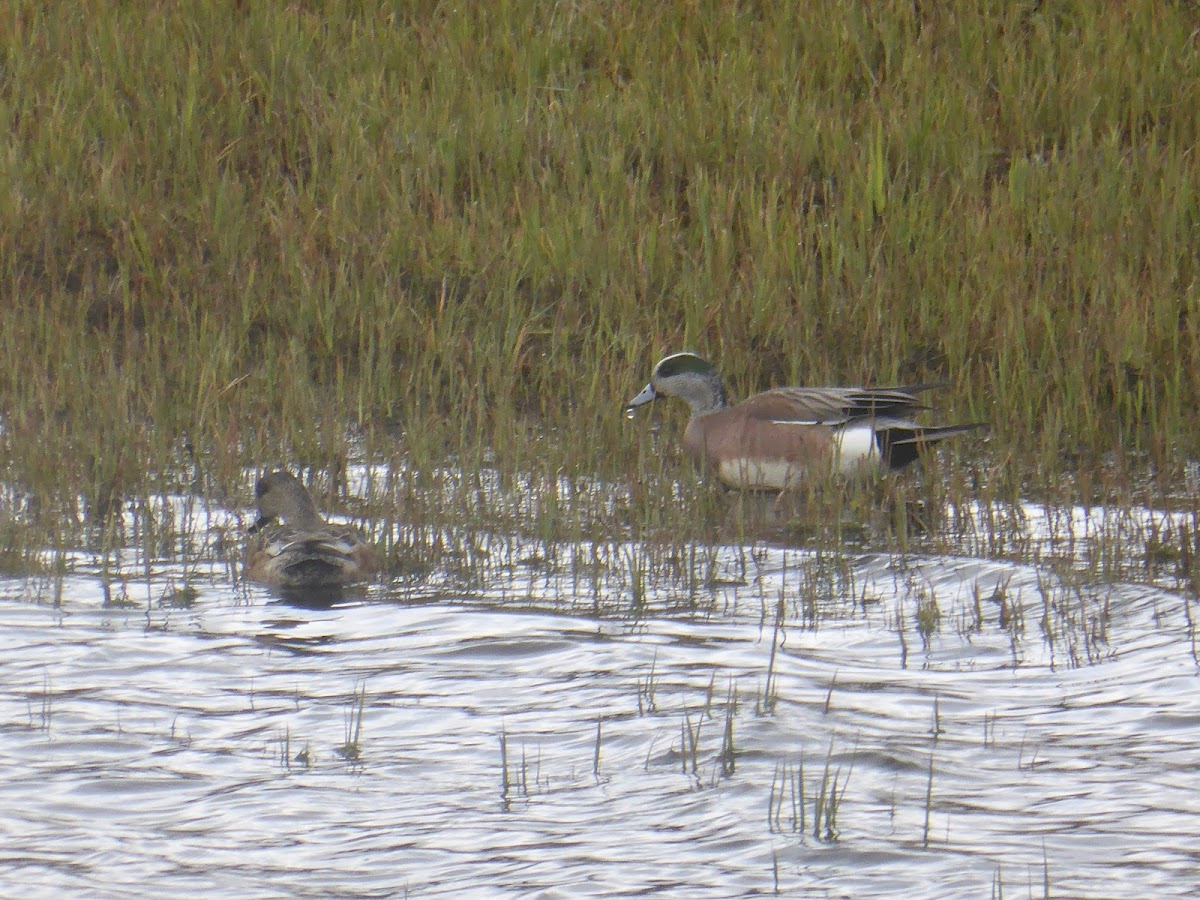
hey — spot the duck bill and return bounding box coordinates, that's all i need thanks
[248,514,274,535]
[625,383,658,414]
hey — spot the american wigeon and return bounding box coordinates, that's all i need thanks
[245,470,377,588]
[626,352,983,490]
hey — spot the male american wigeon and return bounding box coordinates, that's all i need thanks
[245,470,377,588]
[626,352,983,490]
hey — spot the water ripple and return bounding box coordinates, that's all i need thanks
[0,495,1198,897]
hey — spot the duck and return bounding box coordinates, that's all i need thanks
[626,352,984,490]
[244,470,377,588]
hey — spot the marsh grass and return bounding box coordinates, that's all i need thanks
[1,1,1199,607]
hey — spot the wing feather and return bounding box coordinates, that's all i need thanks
[742,385,934,425]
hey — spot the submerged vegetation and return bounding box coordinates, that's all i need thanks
[0,1,1198,572]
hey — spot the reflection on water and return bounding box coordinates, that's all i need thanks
[0,482,1197,897]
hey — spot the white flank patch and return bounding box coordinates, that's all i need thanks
[716,424,884,488]
[832,423,881,475]
[717,458,800,490]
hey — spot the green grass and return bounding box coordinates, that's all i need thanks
[1,0,1198,557]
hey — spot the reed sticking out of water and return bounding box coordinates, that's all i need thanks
[915,586,942,652]
[922,750,936,848]
[767,757,804,835]
[823,675,837,715]
[592,717,603,779]
[897,604,910,670]
[625,546,649,617]
[770,744,850,842]
[1035,569,1114,668]
[637,652,658,716]
[681,709,702,776]
[338,681,367,762]
[719,683,737,777]
[994,578,1026,668]
[813,738,850,843]
[519,745,532,797]
[277,727,311,769]
[760,598,785,715]
[32,673,51,734]
[499,726,510,802]
[1184,595,1200,668]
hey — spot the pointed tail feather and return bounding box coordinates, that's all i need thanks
[875,422,988,470]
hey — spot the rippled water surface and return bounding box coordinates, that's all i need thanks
[2,484,1199,897]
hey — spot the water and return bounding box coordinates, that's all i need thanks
[1,481,1198,897]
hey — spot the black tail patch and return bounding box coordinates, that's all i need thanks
[278,541,355,588]
[280,558,346,586]
[875,423,987,470]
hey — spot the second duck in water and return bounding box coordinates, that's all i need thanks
[245,470,377,589]
[626,352,984,491]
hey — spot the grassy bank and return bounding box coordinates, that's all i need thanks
[0,0,1197,555]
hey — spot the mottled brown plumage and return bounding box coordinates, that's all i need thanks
[245,471,376,588]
